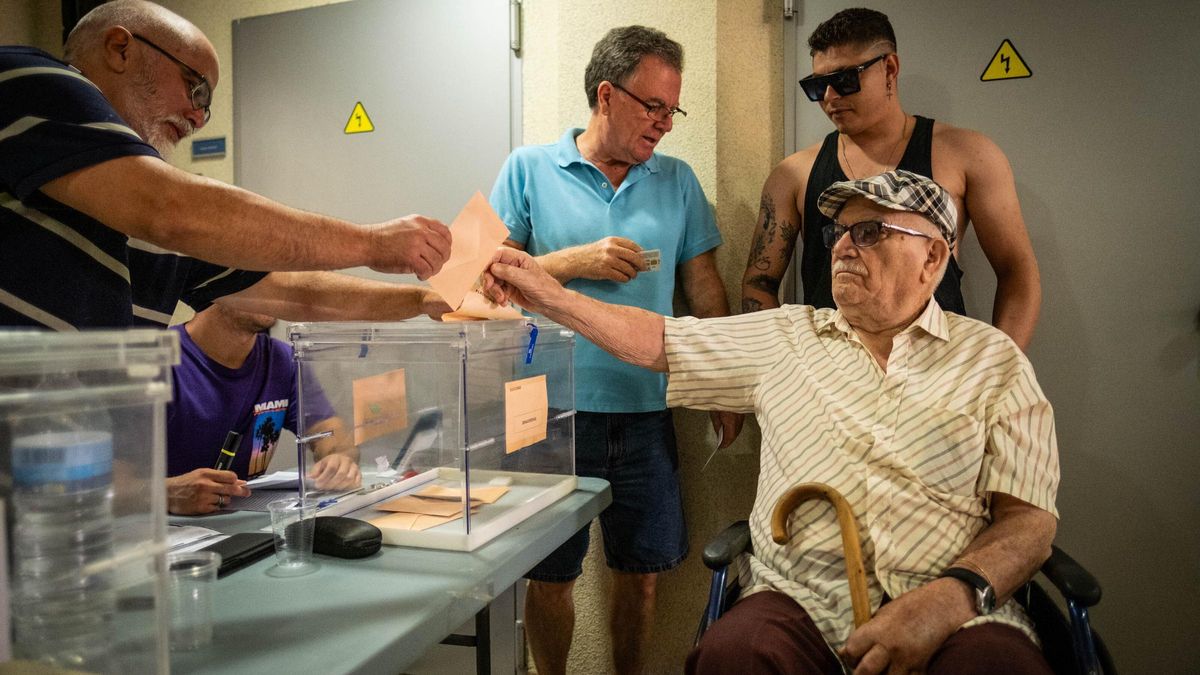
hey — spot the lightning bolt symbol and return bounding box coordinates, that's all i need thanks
[1001,53,1011,73]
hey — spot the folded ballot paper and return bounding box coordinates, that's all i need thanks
[429,192,510,310]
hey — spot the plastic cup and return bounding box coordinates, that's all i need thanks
[167,550,221,651]
[267,498,318,577]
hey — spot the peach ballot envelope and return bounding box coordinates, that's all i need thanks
[428,191,510,310]
[441,291,524,322]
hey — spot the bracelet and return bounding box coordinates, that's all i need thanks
[951,556,993,587]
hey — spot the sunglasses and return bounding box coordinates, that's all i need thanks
[799,54,886,102]
[132,33,212,123]
[822,220,934,249]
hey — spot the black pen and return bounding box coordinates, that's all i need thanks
[213,431,242,471]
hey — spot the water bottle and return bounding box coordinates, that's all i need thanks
[9,392,115,671]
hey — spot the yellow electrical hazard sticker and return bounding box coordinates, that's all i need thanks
[344,101,375,134]
[980,39,1031,81]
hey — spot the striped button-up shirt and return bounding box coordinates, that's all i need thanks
[665,300,1059,650]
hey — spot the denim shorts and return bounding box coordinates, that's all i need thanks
[526,409,688,581]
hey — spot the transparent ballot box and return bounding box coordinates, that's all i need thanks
[0,330,178,673]
[289,318,576,551]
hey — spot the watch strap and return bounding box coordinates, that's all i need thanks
[939,566,995,615]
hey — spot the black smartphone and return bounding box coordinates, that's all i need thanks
[199,532,274,578]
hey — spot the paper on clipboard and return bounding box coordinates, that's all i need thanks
[428,191,510,310]
[504,375,547,454]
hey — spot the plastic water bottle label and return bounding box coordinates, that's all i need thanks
[12,431,113,486]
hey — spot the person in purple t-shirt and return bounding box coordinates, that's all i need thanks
[165,304,362,515]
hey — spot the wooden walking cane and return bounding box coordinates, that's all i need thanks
[771,482,872,628]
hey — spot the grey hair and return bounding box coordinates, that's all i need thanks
[63,0,194,64]
[584,25,683,109]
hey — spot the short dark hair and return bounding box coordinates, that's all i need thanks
[807,8,897,56]
[584,25,683,109]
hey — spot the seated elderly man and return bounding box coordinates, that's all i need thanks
[485,170,1059,675]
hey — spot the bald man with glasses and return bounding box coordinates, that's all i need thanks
[484,170,1059,675]
[0,0,451,331]
[740,7,1042,353]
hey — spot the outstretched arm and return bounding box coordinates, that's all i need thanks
[41,155,451,278]
[485,248,667,372]
[215,271,451,321]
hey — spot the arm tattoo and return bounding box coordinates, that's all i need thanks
[746,274,781,295]
[749,194,777,271]
[747,193,796,278]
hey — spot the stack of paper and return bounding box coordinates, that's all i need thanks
[369,485,510,531]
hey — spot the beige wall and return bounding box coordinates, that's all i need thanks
[15,1,782,671]
[0,1,63,51]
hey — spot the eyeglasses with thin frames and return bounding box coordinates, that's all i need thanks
[799,54,887,102]
[610,82,686,122]
[822,220,934,249]
[132,33,211,124]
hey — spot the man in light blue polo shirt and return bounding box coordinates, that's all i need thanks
[489,25,741,675]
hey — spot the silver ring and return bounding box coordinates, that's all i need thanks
[217,495,226,508]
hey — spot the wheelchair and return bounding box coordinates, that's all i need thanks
[696,519,1116,675]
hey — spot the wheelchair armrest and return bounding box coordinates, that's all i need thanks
[1039,544,1102,608]
[702,520,751,571]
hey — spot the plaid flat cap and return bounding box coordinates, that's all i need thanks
[817,170,958,247]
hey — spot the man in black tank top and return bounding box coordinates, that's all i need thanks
[740,7,1042,350]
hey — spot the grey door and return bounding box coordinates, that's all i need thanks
[233,0,518,231]
[789,2,1200,671]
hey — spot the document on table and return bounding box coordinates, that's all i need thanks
[245,470,301,490]
[228,486,358,512]
[376,495,470,517]
[370,511,464,532]
[416,484,509,504]
[168,525,228,553]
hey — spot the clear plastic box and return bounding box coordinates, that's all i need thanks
[289,318,576,551]
[0,330,178,673]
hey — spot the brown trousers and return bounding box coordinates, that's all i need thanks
[686,590,1053,675]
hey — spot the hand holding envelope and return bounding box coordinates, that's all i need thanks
[441,291,524,322]
[428,192,514,313]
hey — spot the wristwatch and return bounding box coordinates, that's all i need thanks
[939,566,996,616]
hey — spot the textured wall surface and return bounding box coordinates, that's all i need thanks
[0,1,60,51]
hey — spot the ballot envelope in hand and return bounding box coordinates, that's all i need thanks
[428,191,510,310]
